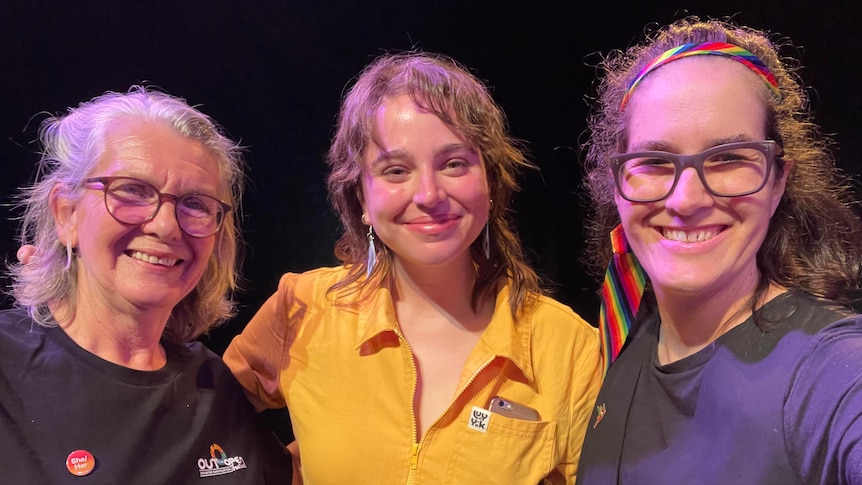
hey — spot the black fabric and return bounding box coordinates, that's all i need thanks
[578,292,862,485]
[0,307,291,484]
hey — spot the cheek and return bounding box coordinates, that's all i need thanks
[364,184,403,217]
[454,176,490,206]
[614,198,652,248]
[189,238,217,270]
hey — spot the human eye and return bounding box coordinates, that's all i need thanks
[705,148,764,171]
[179,195,217,217]
[442,158,470,175]
[110,179,156,205]
[380,165,410,182]
[623,156,674,176]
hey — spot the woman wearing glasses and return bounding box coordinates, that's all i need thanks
[576,18,862,483]
[2,87,290,483]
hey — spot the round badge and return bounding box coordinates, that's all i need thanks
[66,449,95,477]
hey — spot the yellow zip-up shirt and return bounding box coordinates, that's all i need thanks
[223,266,602,484]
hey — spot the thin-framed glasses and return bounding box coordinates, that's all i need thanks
[82,176,232,238]
[610,140,782,203]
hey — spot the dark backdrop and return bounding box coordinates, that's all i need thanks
[2,1,860,354]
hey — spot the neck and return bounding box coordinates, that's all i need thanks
[50,298,169,371]
[654,277,785,365]
[391,255,492,333]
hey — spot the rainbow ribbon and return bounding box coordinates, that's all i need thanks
[620,41,781,110]
[598,225,647,374]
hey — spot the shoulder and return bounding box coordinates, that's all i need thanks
[772,295,862,399]
[275,266,349,299]
[0,307,51,352]
[171,340,247,392]
[766,291,855,333]
[521,294,601,365]
[803,314,862,362]
[529,293,598,335]
[0,307,37,329]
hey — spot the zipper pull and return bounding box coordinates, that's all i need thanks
[411,442,420,469]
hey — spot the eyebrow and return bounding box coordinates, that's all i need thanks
[628,134,755,153]
[369,142,477,167]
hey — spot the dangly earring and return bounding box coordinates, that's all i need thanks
[483,199,493,259]
[482,223,490,259]
[64,242,74,271]
[362,214,376,277]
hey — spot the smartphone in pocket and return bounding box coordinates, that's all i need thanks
[488,396,540,421]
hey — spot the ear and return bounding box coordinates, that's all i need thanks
[49,184,79,248]
[769,158,793,215]
[355,182,367,216]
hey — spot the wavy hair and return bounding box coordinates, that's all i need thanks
[8,85,245,343]
[582,17,862,319]
[326,52,541,316]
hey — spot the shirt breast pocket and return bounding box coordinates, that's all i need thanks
[445,412,557,484]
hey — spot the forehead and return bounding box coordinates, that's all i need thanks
[625,57,770,144]
[96,117,223,191]
[368,95,471,149]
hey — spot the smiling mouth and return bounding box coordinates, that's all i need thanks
[126,250,182,267]
[661,228,721,242]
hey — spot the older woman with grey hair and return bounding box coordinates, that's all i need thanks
[2,86,290,483]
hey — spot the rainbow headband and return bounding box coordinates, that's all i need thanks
[620,41,781,110]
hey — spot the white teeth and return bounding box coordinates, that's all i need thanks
[130,251,179,267]
[662,228,718,242]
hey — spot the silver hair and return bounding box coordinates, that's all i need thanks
[8,85,245,343]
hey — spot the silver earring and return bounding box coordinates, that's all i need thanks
[482,223,490,259]
[483,199,492,260]
[366,224,377,277]
[64,242,73,271]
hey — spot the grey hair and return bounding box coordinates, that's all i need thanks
[8,85,245,343]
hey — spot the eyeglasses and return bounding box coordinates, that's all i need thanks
[610,140,782,203]
[82,176,232,238]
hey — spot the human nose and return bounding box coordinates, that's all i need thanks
[663,167,714,214]
[141,197,183,240]
[413,170,445,207]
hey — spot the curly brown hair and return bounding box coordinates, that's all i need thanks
[326,52,542,317]
[582,17,862,316]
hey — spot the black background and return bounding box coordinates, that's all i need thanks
[2,1,860,354]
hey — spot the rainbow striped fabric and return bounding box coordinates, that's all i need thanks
[620,41,780,110]
[598,225,647,374]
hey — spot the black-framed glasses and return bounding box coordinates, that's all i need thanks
[82,176,232,238]
[610,140,782,203]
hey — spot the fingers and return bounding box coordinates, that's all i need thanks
[16,245,38,264]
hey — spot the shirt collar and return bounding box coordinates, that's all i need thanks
[354,281,535,383]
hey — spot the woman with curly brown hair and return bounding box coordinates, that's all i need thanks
[577,17,862,484]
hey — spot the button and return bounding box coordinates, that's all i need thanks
[66,449,95,476]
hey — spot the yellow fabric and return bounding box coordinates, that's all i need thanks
[223,266,602,484]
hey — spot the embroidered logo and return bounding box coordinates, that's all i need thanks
[593,403,607,429]
[197,443,248,477]
[468,406,491,433]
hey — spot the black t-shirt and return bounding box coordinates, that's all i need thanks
[0,307,292,484]
[578,292,862,485]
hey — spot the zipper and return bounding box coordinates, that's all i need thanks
[396,328,502,484]
[396,329,420,485]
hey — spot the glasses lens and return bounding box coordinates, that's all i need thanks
[702,147,769,197]
[177,194,223,237]
[105,179,159,224]
[618,156,676,202]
